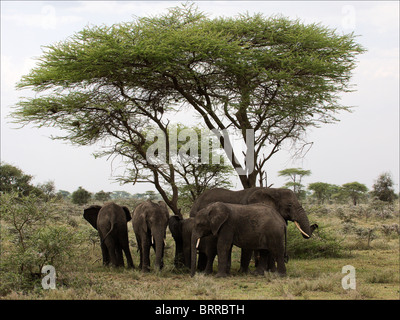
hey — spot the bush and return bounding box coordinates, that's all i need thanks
[0,192,82,295]
[286,223,344,259]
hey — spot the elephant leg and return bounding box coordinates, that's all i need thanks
[104,237,118,267]
[122,243,134,269]
[115,245,124,267]
[140,234,151,272]
[239,249,252,273]
[197,252,207,272]
[254,250,260,267]
[135,234,144,270]
[204,235,217,274]
[118,231,134,269]
[255,249,269,275]
[227,244,233,275]
[215,239,232,278]
[175,241,185,268]
[272,240,286,276]
[100,241,110,266]
[267,252,277,272]
[276,254,286,276]
[183,244,191,269]
[204,253,216,274]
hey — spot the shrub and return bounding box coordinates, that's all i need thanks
[286,223,344,259]
[0,192,81,295]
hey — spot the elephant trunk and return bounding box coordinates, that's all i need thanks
[190,233,199,277]
[153,232,165,271]
[294,206,316,239]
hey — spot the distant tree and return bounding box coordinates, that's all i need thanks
[71,186,91,205]
[111,191,133,199]
[278,168,311,197]
[134,193,147,199]
[57,190,71,199]
[37,180,56,201]
[144,190,158,201]
[94,190,112,202]
[308,182,340,204]
[342,182,368,206]
[0,162,42,196]
[372,172,396,203]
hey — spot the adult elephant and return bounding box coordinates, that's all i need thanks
[190,187,318,272]
[168,216,217,273]
[83,202,134,268]
[191,202,287,277]
[132,200,169,272]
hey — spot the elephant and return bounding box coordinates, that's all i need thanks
[83,202,134,268]
[191,202,287,277]
[132,200,169,272]
[168,215,217,273]
[189,187,318,272]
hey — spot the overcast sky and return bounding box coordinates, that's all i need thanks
[1,1,399,195]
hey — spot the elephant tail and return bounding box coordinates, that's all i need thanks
[101,223,115,245]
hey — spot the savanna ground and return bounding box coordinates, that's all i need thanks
[1,197,399,300]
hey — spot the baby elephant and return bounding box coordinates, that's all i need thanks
[83,202,134,268]
[132,200,170,272]
[191,202,287,277]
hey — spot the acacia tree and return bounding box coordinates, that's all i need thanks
[13,4,365,211]
[308,182,340,204]
[278,168,311,196]
[342,182,368,206]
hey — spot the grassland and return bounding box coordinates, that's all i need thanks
[1,198,399,300]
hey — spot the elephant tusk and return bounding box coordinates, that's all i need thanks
[196,238,201,249]
[294,221,310,238]
[151,236,154,245]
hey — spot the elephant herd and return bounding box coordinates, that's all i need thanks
[83,187,318,277]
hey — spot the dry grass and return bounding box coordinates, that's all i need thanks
[1,200,399,300]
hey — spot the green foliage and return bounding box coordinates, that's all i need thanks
[111,190,133,199]
[372,172,397,203]
[287,222,343,259]
[94,190,111,202]
[341,182,368,205]
[279,168,311,198]
[0,193,82,294]
[308,182,340,204]
[71,186,92,205]
[57,190,71,199]
[12,3,365,195]
[0,162,43,197]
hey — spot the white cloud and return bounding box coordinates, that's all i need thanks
[356,47,399,81]
[2,4,83,30]
[1,55,37,93]
[69,1,172,18]
[360,3,399,34]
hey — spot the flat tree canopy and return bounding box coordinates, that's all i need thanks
[13,4,365,212]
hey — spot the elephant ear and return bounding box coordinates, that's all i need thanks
[83,205,102,230]
[122,206,132,222]
[168,215,183,241]
[248,189,277,208]
[209,203,229,236]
